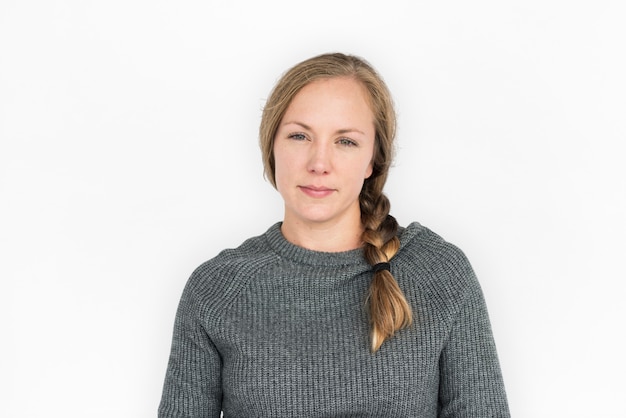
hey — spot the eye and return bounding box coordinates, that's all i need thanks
[337,138,358,147]
[287,132,307,141]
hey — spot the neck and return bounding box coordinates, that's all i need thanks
[280,216,364,252]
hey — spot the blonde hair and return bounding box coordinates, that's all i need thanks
[259,52,412,352]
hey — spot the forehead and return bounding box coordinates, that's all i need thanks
[284,77,374,123]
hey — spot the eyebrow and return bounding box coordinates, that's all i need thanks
[282,121,366,136]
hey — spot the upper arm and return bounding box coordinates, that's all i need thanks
[158,279,223,418]
[437,279,510,417]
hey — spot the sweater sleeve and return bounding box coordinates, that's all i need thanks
[437,273,510,417]
[158,276,222,418]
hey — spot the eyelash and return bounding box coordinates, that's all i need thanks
[287,133,358,147]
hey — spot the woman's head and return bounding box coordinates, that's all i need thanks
[260,52,397,198]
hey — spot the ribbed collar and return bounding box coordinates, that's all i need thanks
[263,221,423,268]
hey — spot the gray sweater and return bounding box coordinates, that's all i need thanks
[159,222,510,417]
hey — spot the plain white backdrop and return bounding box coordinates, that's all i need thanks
[1,1,625,416]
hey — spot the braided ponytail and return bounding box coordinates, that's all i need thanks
[361,192,413,352]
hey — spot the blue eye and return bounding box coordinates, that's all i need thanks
[288,133,307,141]
[337,138,357,147]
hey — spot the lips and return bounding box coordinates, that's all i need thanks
[298,185,336,198]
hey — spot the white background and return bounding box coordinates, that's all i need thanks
[1,1,625,417]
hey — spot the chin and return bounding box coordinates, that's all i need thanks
[291,208,337,225]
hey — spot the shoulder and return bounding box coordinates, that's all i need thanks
[182,225,280,315]
[196,229,276,280]
[395,222,481,313]
[397,222,473,272]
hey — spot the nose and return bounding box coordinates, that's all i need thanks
[307,141,331,174]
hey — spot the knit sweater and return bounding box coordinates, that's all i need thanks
[159,222,510,417]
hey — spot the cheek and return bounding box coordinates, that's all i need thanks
[361,147,375,179]
[272,145,292,191]
[365,162,373,179]
[347,161,373,193]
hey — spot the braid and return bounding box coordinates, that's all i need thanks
[361,191,413,352]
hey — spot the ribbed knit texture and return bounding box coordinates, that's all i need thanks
[158,222,510,417]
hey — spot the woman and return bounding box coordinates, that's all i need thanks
[159,52,510,417]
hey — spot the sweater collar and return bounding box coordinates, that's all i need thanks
[263,221,423,268]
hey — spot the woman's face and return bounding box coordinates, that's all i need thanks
[273,77,376,230]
